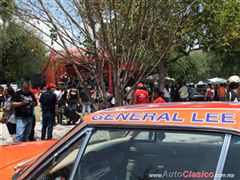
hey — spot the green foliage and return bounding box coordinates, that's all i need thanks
[49,28,58,43]
[166,0,240,83]
[0,23,47,82]
[0,0,15,26]
[167,53,199,83]
[198,0,240,53]
[0,0,47,83]
[13,0,240,101]
[218,46,240,77]
[166,51,239,83]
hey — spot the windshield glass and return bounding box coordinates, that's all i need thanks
[74,129,224,180]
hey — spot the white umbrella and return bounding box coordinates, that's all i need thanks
[145,74,175,82]
[208,77,227,84]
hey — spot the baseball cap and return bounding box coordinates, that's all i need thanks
[137,83,144,88]
[47,83,56,89]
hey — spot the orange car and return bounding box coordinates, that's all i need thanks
[1,102,240,180]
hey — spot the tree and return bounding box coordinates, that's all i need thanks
[165,0,240,84]
[14,0,199,106]
[0,23,47,81]
[3,0,239,106]
[0,0,47,82]
[167,51,222,83]
[197,0,240,53]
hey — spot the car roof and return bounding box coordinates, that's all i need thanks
[83,102,240,134]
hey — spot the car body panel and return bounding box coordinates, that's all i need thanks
[18,122,87,179]
[85,102,240,134]
[2,102,240,179]
[0,140,57,180]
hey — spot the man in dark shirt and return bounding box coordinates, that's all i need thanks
[11,82,37,142]
[79,86,91,117]
[39,83,57,140]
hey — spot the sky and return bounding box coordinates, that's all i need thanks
[16,0,84,51]
[33,20,73,51]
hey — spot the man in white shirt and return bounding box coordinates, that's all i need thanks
[163,85,171,102]
[178,83,189,102]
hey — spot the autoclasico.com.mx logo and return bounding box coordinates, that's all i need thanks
[148,171,235,179]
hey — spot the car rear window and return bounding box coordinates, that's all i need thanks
[74,129,225,180]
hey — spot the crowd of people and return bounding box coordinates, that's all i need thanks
[133,76,240,104]
[1,75,240,144]
[0,81,92,143]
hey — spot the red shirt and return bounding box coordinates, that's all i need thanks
[134,89,149,104]
[152,97,165,103]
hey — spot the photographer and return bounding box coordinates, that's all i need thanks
[11,82,37,142]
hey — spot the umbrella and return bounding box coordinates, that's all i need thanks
[145,74,175,82]
[208,77,227,84]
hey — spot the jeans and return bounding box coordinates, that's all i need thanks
[41,112,55,140]
[82,102,91,117]
[16,117,33,142]
[29,115,36,141]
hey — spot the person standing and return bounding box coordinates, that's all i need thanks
[125,86,133,105]
[170,84,180,102]
[54,86,62,99]
[134,83,149,104]
[152,88,165,103]
[39,83,57,140]
[205,84,214,101]
[163,85,171,102]
[56,85,67,124]
[11,82,37,142]
[105,88,114,107]
[227,75,240,102]
[61,72,70,88]
[79,86,91,117]
[178,83,189,102]
[0,86,5,112]
[29,88,39,141]
[188,83,196,101]
[217,83,227,101]
[3,87,16,143]
[67,86,81,112]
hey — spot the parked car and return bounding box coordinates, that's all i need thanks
[1,102,240,180]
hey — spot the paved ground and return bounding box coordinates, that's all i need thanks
[0,121,75,145]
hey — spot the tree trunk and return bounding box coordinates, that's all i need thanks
[158,59,166,91]
[112,68,123,106]
[114,87,123,106]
